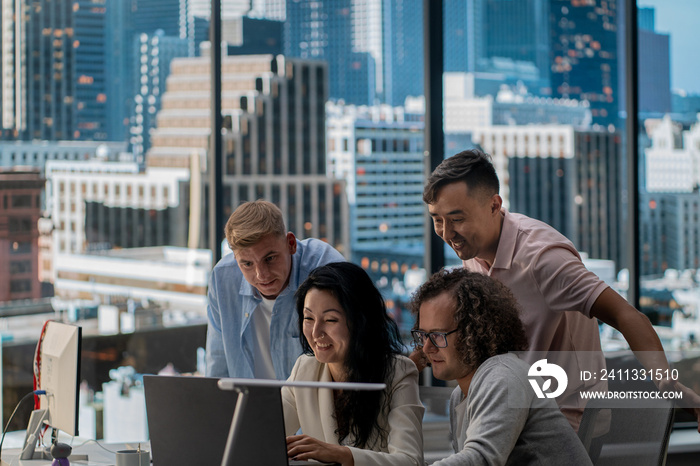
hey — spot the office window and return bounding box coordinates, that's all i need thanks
[9,260,33,274]
[9,241,31,255]
[2,0,696,446]
[11,195,33,208]
[10,279,32,293]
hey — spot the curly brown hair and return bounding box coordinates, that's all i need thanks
[410,268,528,370]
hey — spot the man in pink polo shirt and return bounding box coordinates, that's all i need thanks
[417,148,700,433]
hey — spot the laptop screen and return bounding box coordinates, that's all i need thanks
[144,375,239,466]
[220,384,289,465]
[218,378,385,466]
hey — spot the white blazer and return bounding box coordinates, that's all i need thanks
[282,354,424,466]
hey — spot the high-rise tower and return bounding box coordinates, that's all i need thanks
[147,53,349,252]
[74,0,108,141]
[284,0,375,105]
[549,0,619,127]
[1,0,75,140]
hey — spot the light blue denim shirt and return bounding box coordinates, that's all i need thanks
[205,238,345,379]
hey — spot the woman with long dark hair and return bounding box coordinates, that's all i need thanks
[283,262,424,466]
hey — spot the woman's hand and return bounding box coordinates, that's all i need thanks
[286,434,354,466]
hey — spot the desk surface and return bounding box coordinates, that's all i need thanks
[2,427,698,465]
[668,427,700,454]
[1,439,149,466]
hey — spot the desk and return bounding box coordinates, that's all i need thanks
[668,427,700,454]
[421,426,700,464]
[1,438,149,466]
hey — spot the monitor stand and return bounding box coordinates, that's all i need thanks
[18,409,88,462]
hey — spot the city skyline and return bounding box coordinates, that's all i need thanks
[2,0,698,299]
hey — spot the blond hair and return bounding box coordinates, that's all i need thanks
[225,200,287,250]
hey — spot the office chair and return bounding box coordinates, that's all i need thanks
[420,385,456,457]
[577,397,675,466]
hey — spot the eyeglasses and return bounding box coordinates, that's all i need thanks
[411,329,458,348]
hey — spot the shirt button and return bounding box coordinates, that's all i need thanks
[245,312,249,318]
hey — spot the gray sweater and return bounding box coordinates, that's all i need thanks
[431,353,592,466]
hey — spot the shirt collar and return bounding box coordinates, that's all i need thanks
[490,209,517,270]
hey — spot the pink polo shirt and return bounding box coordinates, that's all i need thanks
[464,210,609,430]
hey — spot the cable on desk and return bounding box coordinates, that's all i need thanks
[0,390,47,463]
[70,438,119,455]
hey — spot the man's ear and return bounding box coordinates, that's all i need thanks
[490,194,503,215]
[286,232,297,254]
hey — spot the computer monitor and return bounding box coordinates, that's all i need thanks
[20,321,83,461]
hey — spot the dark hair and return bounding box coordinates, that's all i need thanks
[410,268,528,370]
[295,262,403,449]
[423,149,500,204]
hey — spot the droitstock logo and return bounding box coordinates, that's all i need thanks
[528,359,568,399]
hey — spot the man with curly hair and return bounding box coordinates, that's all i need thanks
[411,268,592,465]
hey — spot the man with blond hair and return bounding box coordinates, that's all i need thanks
[205,200,344,378]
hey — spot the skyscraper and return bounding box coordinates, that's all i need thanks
[222,16,283,56]
[638,27,671,115]
[549,0,619,127]
[147,53,348,252]
[104,0,135,142]
[637,6,655,32]
[636,6,671,115]
[132,0,189,38]
[1,0,75,140]
[2,0,191,143]
[281,0,428,106]
[326,101,425,277]
[443,0,551,95]
[483,0,550,86]
[444,0,473,73]
[383,0,423,105]
[74,0,108,141]
[284,0,375,105]
[130,32,189,160]
[104,0,192,144]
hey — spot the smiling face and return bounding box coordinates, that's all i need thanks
[417,292,473,392]
[234,232,297,299]
[428,181,503,266]
[302,288,351,381]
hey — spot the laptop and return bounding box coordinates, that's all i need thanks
[217,378,385,466]
[143,375,239,466]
